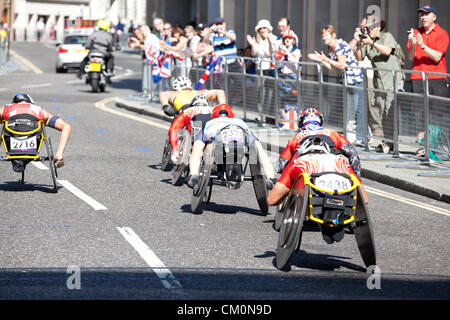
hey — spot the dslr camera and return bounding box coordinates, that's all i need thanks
[359,27,368,39]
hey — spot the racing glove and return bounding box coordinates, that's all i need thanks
[341,143,361,178]
[274,156,289,173]
[162,104,177,117]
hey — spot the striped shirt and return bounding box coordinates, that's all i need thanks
[211,30,237,64]
[329,39,363,85]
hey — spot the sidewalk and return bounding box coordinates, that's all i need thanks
[115,95,450,204]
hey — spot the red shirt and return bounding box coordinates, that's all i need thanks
[2,103,45,121]
[407,24,449,79]
[278,153,357,190]
[168,106,213,150]
[279,129,350,162]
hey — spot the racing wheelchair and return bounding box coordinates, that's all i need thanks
[190,124,268,215]
[275,169,376,270]
[1,114,58,192]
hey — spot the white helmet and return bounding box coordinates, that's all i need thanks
[190,94,210,107]
[172,77,192,91]
[298,136,331,156]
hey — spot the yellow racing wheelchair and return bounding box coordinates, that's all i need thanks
[276,171,376,270]
[1,114,58,192]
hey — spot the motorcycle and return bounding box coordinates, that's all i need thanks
[84,52,109,93]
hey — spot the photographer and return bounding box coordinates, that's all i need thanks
[352,15,404,153]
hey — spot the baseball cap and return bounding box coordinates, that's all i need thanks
[214,17,225,24]
[197,23,207,30]
[417,4,437,14]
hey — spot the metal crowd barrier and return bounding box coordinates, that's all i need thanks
[141,56,450,164]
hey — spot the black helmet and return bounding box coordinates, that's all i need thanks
[12,93,34,104]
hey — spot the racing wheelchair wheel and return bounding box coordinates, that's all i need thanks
[249,149,268,216]
[276,188,309,270]
[161,136,173,171]
[273,196,289,232]
[171,130,191,186]
[354,186,376,268]
[44,135,58,193]
[190,144,214,214]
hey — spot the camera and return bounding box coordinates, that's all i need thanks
[359,27,368,39]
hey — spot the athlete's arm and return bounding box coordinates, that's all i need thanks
[267,182,289,206]
[43,109,72,165]
[200,89,227,104]
[168,113,187,151]
[159,91,177,105]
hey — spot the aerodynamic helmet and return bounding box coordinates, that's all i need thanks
[97,19,111,31]
[298,107,324,130]
[190,94,210,107]
[212,104,234,119]
[297,136,331,156]
[12,93,34,104]
[172,76,192,91]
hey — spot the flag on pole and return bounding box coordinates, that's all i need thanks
[195,55,222,90]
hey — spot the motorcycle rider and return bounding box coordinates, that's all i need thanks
[167,94,213,164]
[0,93,72,172]
[267,107,368,206]
[159,76,226,117]
[78,19,115,82]
[187,104,275,190]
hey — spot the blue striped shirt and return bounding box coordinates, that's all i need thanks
[211,30,237,63]
[329,39,363,85]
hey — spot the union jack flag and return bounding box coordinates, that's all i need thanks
[279,105,299,130]
[195,55,222,90]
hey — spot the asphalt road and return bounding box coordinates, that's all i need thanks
[0,42,449,303]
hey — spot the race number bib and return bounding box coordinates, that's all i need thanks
[10,136,37,152]
[315,174,352,191]
[221,127,244,143]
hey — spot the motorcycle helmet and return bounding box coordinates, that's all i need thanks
[172,76,192,91]
[97,19,111,31]
[298,107,323,130]
[190,94,210,108]
[12,93,34,104]
[212,104,234,119]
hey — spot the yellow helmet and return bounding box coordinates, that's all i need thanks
[97,19,110,31]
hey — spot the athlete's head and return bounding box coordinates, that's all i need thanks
[12,93,34,104]
[298,107,323,131]
[212,104,234,119]
[172,76,192,91]
[97,19,111,31]
[190,94,210,108]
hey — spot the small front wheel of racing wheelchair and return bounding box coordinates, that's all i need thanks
[45,135,58,193]
[171,129,191,186]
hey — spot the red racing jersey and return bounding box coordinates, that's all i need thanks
[278,153,358,190]
[2,103,45,121]
[280,129,350,162]
[168,106,213,150]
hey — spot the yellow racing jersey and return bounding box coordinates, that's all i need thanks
[172,90,199,112]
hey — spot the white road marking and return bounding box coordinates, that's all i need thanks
[57,179,108,211]
[21,83,52,89]
[31,162,48,170]
[0,88,9,92]
[117,227,184,290]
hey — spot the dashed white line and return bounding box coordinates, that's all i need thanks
[31,162,49,170]
[57,179,108,211]
[117,227,184,291]
[21,83,52,89]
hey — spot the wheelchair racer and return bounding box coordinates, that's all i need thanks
[159,76,227,116]
[168,94,213,163]
[267,108,368,207]
[187,104,275,190]
[0,93,72,172]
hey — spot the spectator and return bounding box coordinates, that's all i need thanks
[193,23,213,67]
[308,25,366,144]
[181,25,201,73]
[243,46,256,75]
[246,19,277,76]
[275,30,305,110]
[407,5,449,98]
[36,17,45,42]
[161,23,173,46]
[353,15,404,153]
[275,17,298,49]
[161,26,189,77]
[127,27,146,59]
[152,18,165,40]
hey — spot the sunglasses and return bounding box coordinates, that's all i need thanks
[163,27,172,30]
